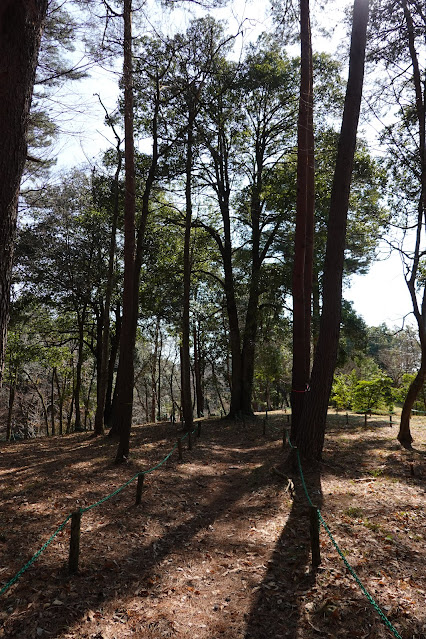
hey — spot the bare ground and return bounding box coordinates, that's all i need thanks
[0,411,425,639]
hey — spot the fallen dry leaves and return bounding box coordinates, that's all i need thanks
[0,412,425,639]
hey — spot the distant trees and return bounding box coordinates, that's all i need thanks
[5,0,410,459]
[369,0,425,447]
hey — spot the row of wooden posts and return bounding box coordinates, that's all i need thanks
[68,423,202,574]
[68,415,325,575]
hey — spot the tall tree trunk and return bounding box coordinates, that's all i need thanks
[297,0,370,461]
[0,0,48,384]
[114,38,160,461]
[181,106,195,433]
[94,133,122,436]
[115,0,137,462]
[291,0,315,439]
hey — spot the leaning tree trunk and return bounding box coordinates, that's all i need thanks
[0,0,48,384]
[396,0,426,448]
[398,354,426,448]
[297,0,370,461]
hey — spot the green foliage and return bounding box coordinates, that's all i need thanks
[352,376,394,413]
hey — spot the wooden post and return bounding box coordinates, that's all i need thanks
[389,414,392,427]
[346,412,349,425]
[135,474,144,505]
[68,510,82,574]
[364,413,368,426]
[178,437,183,460]
[188,432,192,450]
[309,506,321,569]
[197,423,201,438]
[265,409,268,421]
[262,419,266,436]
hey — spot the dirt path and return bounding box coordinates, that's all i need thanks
[0,413,424,639]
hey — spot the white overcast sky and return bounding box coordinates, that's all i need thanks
[49,0,415,330]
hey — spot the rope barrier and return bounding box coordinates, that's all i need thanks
[0,427,196,597]
[0,514,72,597]
[0,420,407,639]
[284,430,403,639]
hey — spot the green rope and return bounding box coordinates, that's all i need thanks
[317,511,403,639]
[0,514,72,597]
[285,429,403,639]
[1,433,185,596]
[80,472,141,513]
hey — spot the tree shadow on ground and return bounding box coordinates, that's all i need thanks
[0,421,290,639]
[243,458,322,639]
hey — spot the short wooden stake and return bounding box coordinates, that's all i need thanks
[188,432,192,450]
[364,413,368,426]
[178,437,183,460]
[346,412,349,425]
[265,409,268,421]
[197,423,201,438]
[389,414,392,427]
[309,506,321,569]
[135,474,144,505]
[69,510,82,574]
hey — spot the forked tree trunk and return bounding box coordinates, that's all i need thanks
[297,0,370,461]
[0,0,48,384]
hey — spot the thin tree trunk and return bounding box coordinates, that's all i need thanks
[193,322,204,417]
[297,0,370,461]
[157,326,163,420]
[151,316,160,423]
[94,122,122,436]
[6,379,16,441]
[53,367,64,436]
[181,107,195,433]
[50,367,56,436]
[74,316,86,432]
[0,0,48,384]
[105,303,121,431]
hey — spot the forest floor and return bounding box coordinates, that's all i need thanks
[0,411,425,639]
